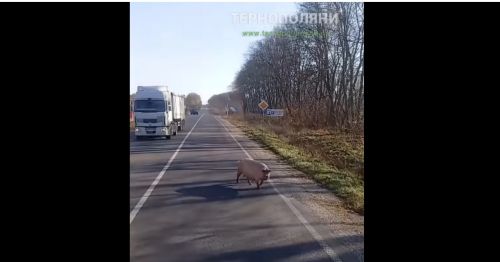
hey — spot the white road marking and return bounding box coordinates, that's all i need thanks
[215,116,342,262]
[130,114,205,224]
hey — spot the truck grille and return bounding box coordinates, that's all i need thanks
[142,119,157,123]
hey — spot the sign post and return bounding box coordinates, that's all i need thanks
[258,100,269,136]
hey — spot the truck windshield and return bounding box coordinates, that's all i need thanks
[134,100,166,112]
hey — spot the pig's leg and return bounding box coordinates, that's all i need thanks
[236,170,242,183]
[256,180,261,189]
[247,177,252,185]
[259,180,264,187]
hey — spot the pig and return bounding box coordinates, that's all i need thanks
[236,159,271,189]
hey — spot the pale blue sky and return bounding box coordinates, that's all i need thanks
[131,2,299,104]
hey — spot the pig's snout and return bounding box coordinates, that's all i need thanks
[262,170,271,180]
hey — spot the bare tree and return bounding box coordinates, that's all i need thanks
[233,2,363,131]
[185,93,202,110]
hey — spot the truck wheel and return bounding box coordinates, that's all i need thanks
[177,125,181,131]
[166,135,171,140]
[173,130,177,136]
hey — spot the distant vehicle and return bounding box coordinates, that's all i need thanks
[190,109,198,115]
[133,86,176,140]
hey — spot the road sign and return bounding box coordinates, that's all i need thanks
[265,109,284,117]
[258,100,269,111]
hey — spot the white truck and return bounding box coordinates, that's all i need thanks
[171,93,186,133]
[133,86,176,140]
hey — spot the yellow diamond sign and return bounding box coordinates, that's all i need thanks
[258,100,269,111]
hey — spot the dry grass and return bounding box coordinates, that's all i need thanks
[228,113,364,214]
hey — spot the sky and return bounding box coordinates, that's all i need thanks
[130,2,299,104]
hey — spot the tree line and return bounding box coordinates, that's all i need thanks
[231,2,363,130]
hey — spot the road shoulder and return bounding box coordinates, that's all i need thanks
[217,115,364,261]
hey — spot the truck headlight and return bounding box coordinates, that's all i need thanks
[135,128,139,132]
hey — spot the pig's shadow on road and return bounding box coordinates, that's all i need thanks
[176,184,239,202]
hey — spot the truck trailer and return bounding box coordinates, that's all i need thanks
[171,93,186,134]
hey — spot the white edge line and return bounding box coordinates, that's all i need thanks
[215,116,342,262]
[130,114,205,224]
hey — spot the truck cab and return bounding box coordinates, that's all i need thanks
[133,86,174,139]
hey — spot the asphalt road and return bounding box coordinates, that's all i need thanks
[130,110,361,262]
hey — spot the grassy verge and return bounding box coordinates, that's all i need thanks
[228,115,364,214]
